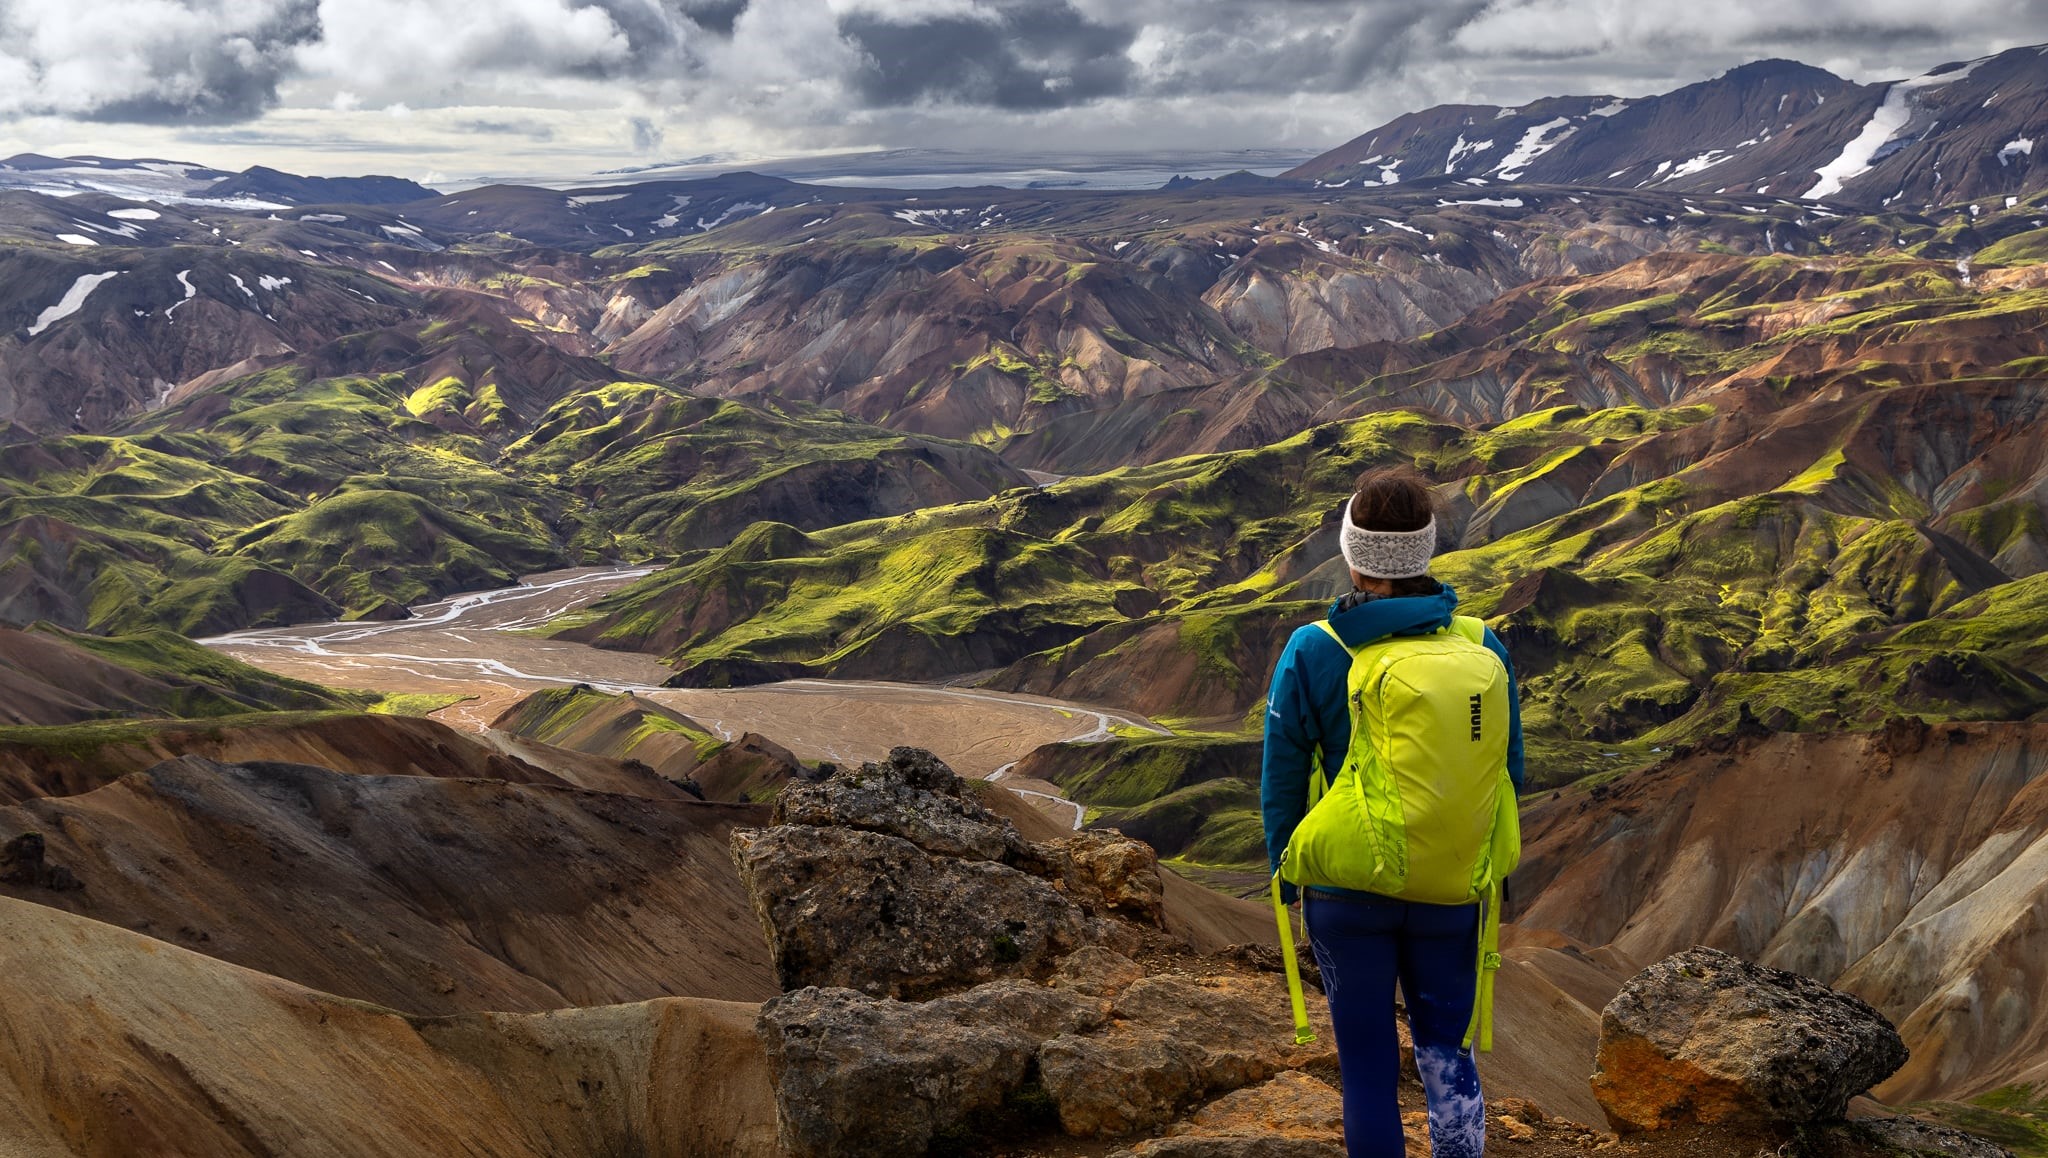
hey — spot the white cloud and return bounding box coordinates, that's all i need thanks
[294,0,642,99]
[0,0,2040,180]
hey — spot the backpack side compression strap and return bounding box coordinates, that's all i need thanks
[1460,877,1505,1052]
[1271,869,1317,1045]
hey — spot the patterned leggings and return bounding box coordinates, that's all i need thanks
[1303,889,1485,1158]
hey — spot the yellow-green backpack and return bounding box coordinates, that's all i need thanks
[1269,615,1520,1051]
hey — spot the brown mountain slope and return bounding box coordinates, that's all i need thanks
[0,756,775,1012]
[0,623,355,727]
[0,710,611,805]
[0,896,778,1158]
[1513,720,2048,1102]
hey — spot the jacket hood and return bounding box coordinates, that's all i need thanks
[1325,581,1459,649]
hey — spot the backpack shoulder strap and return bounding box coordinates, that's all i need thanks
[1446,615,1487,645]
[1311,619,1357,657]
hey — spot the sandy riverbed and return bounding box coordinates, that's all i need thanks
[204,567,1161,827]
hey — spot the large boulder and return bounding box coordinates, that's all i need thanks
[753,950,1338,1157]
[731,823,1128,997]
[757,981,1104,1158]
[1591,947,1910,1134]
[1038,829,1168,927]
[1038,972,1339,1136]
[771,745,1029,862]
[1112,1070,1348,1158]
[731,748,1155,998]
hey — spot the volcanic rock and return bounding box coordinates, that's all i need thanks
[0,831,77,890]
[756,981,1105,1158]
[1112,1070,1347,1158]
[1037,972,1340,1137]
[1591,947,1909,1133]
[1036,828,1168,926]
[771,744,1028,862]
[730,821,1131,998]
[1846,1115,2019,1158]
[731,748,1156,998]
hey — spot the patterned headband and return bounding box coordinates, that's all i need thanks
[1339,504,1437,579]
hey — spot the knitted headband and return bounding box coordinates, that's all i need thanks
[1339,503,1437,579]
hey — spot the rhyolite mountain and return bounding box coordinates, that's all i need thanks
[1289,44,2048,211]
[0,153,433,206]
[0,40,2045,1156]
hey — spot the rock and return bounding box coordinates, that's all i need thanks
[756,981,1104,1158]
[0,832,80,890]
[1591,947,1909,1134]
[1038,830,1167,926]
[1051,946,1147,999]
[1114,1071,1347,1157]
[1220,942,1323,993]
[731,823,1130,998]
[772,746,1028,862]
[1038,972,1337,1136]
[1497,1115,1539,1143]
[1846,1116,2017,1158]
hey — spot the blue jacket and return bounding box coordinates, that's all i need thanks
[1260,583,1525,901]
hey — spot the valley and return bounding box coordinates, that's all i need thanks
[205,566,1160,797]
[1,33,2046,1158]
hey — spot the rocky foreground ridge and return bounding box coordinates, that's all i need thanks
[0,714,2026,1157]
[728,747,2010,1158]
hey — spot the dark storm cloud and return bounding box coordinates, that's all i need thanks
[678,0,748,37]
[6,0,2046,145]
[1128,0,1494,98]
[1,0,322,124]
[842,0,1135,110]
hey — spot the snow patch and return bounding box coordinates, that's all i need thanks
[1666,150,1730,180]
[230,274,254,298]
[1378,218,1425,235]
[258,275,292,292]
[56,234,98,246]
[28,271,123,336]
[106,207,160,221]
[1494,118,1574,180]
[1445,135,1494,172]
[1438,196,1524,208]
[163,269,197,320]
[891,206,972,229]
[301,213,347,223]
[1999,137,2034,165]
[696,201,771,231]
[1808,60,1986,199]
[1590,99,1629,117]
[567,193,629,206]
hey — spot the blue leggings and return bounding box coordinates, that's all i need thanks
[1303,889,1485,1158]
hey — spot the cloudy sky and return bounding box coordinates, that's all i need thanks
[2,0,2045,184]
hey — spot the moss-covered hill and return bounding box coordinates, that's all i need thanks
[0,367,1027,633]
[562,245,2048,870]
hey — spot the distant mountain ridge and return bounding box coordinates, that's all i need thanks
[1288,44,2048,209]
[0,154,434,207]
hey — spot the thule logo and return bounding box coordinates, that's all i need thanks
[1468,693,1483,741]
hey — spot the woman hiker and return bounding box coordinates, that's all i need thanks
[1261,465,1526,1158]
